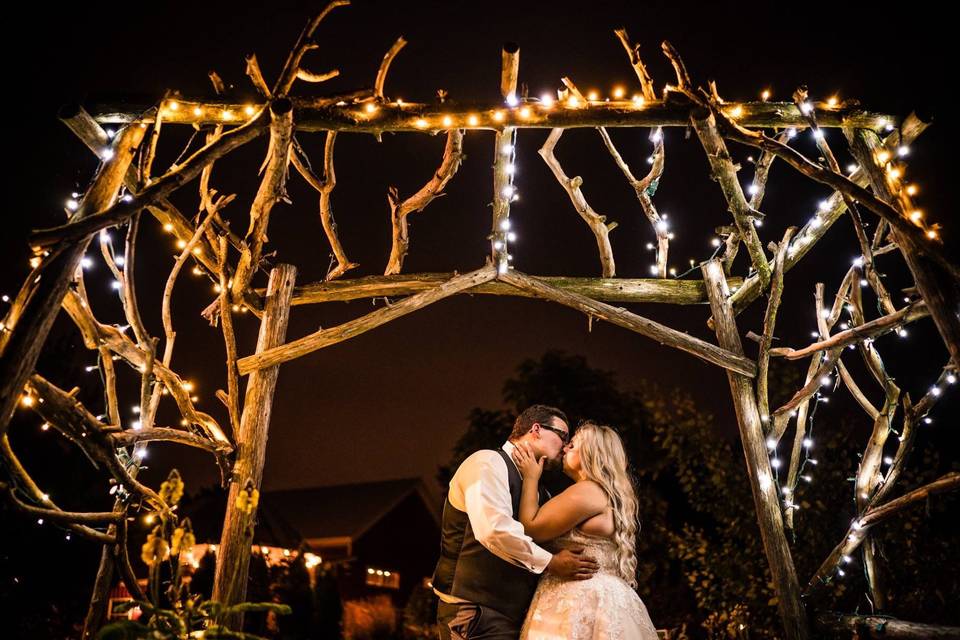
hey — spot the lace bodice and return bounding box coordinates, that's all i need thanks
[549,528,623,577]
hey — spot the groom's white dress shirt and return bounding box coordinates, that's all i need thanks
[434,441,553,604]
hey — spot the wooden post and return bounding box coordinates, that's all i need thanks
[701,259,810,640]
[212,264,296,626]
[491,43,519,272]
[0,124,145,437]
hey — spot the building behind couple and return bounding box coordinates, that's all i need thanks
[434,404,659,639]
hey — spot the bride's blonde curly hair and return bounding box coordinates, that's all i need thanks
[574,422,639,588]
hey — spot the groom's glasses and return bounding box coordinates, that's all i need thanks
[538,423,570,444]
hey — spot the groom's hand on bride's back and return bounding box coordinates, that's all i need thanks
[546,546,599,580]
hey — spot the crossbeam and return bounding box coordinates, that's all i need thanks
[87,98,895,132]
[265,273,744,306]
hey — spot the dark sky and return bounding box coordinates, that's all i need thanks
[6,0,954,503]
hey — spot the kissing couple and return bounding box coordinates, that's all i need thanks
[433,404,660,639]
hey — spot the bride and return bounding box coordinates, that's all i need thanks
[511,422,659,640]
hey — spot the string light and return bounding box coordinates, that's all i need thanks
[414,118,428,129]
[612,87,625,99]
[803,438,813,448]
[847,164,858,173]
[492,110,505,122]
[947,374,957,385]
[467,115,478,126]
[827,96,839,107]
[364,103,377,114]
[923,417,933,424]
[761,89,771,101]
[505,93,519,107]
[41,422,50,431]
[442,115,453,127]
[193,106,202,117]
[905,185,918,196]
[632,95,644,106]
[898,146,910,157]
[66,198,80,211]
[787,128,797,138]
[567,96,580,108]
[766,437,777,450]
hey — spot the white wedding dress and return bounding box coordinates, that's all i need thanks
[520,528,660,640]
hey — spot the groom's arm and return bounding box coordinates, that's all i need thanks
[458,451,553,574]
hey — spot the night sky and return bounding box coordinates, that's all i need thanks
[5,0,954,505]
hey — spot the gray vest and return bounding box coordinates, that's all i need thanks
[432,448,549,622]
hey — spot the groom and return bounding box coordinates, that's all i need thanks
[433,404,600,639]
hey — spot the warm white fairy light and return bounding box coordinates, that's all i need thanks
[111,280,122,290]
[711,237,721,247]
[193,106,202,117]
[649,265,658,275]
[747,183,759,196]
[787,128,797,138]
[632,94,644,106]
[567,96,580,108]
[761,89,771,101]
[827,96,838,107]
[801,475,812,483]
[930,386,942,397]
[770,458,782,469]
[442,115,453,127]
[877,150,891,164]
[66,198,80,211]
[812,129,824,140]
[820,376,831,386]
[505,93,519,107]
[467,115,478,126]
[114,256,126,267]
[766,437,777,450]
[923,416,933,424]
[540,93,554,108]
[131,420,142,430]
[803,438,813,448]
[847,164,858,173]
[799,102,813,115]
[898,328,908,337]
[947,374,957,384]
[905,185,918,196]
[414,118,428,129]
[507,231,517,242]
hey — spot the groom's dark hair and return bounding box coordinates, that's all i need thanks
[509,404,569,440]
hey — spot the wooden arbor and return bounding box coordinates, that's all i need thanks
[1,4,958,639]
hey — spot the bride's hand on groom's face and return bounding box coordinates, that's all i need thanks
[512,442,545,481]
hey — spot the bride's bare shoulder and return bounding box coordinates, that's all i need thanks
[560,480,608,508]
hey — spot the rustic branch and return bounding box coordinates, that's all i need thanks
[757,228,795,422]
[805,472,960,596]
[273,0,350,97]
[770,302,930,360]
[292,132,359,280]
[814,613,960,639]
[232,100,294,300]
[724,113,931,319]
[1,124,145,438]
[374,36,407,100]
[385,129,464,275]
[499,269,756,377]
[597,126,668,277]
[238,266,497,374]
[32,109,267,250]
[540,128,616,277]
